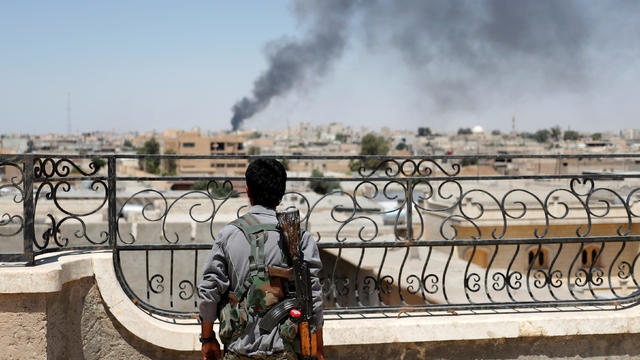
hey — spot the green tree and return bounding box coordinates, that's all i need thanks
[248,146,261,155]
[249,131,262,139]
[247,146,261,164]
[460,158,478,167]
[418,127,432,137]
[550,126,562,141]
[491,129,501,136]
[335,133,348,143]
[457,128,472,135]
[136,137,161,174]
[519,132,532,139]
[162,149,177,175]
[90,157,106,172]
[533,129,551,143]
[564,130,581,141]
[395,142,408,151]
[123,139,133,148]
[309,169,340,195]
[356,133,390,170]
[592,132,602,141]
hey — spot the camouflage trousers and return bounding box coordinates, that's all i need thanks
[223,350,297,360]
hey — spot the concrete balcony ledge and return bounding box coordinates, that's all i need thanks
[0,251,95,294]
[3,251,199,351]
[3,251,640,358]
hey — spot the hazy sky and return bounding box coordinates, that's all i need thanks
[1,1,639,134]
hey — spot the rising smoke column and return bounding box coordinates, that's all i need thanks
[230,1,357,131]
[231,0,592,129]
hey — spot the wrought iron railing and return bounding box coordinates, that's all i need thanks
[2,153,640,322]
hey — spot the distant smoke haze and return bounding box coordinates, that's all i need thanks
[230,0,635,130]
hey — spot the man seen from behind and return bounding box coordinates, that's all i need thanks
[198,159,324,360]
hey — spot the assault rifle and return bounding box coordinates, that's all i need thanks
[260,209,317,359]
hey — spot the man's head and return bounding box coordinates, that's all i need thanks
[245,159,287,209]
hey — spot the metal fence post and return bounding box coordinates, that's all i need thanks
[406,178,413,241]
[108,155,117,249]
[23,155,35,265]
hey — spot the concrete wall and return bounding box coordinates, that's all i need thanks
[0,277,198,360]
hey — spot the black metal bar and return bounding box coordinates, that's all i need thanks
[112,235,640,251]
[315,236,640,247]
[113,173,640,182]
[145,250,150,301]
[193,249,198,309]
[22,155,34,265]
[108,156,117,249]
[322,293,640,313]
[406,179,413,241]
[117,244,214,251]
[170,249,174,308]
[33,246,112,256]
[4,152,640,161]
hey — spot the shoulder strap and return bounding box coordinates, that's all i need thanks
[230,214,278,239]
[230,213,279,301]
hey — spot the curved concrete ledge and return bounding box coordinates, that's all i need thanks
[0,251,202,351]
[91,252,201,351]
[0,251,95,293]
[4,251,640,354]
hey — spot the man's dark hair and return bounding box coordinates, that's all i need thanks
[245,159,287,208]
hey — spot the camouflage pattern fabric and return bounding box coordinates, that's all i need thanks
[219,302,250,345]
[223,350,297,360]
[278,319,298,343]
[245,274,282,313]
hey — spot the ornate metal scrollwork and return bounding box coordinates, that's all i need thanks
[5,154,640,321]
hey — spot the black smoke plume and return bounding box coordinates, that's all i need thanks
[231,0,593,130]
[231,1,356,131]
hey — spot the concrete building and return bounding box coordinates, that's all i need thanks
[621,128,640,141]
[162,129,247,176]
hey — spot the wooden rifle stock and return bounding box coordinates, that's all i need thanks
[299,322,317,358]
[267,265,294,281]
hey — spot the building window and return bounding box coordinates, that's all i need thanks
[227,163,237,168]
[182,142,195,148]
[216,163,225,168]
[527,247,549,268]
[581,245,602,267]
[465,247,489,268]
[238,143,244,150]
[211,142,225,151]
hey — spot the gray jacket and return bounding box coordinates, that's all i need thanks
[198,205,324,356]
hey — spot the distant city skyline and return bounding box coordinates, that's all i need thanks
[1,1,640,134]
